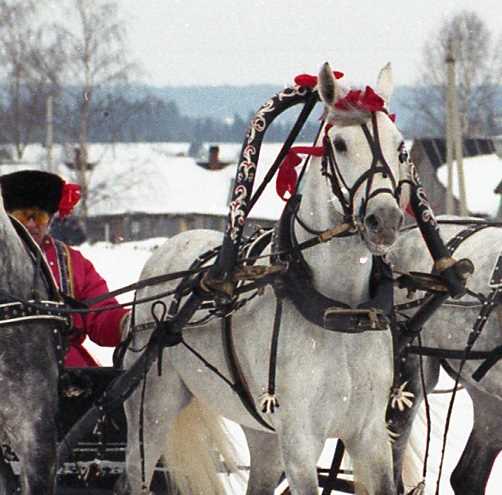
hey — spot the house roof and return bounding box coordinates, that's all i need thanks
[415,138,496,170]
[436,154,502,216]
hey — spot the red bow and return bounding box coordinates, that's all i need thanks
[276,146,325,200]
[58,182,81,217]
[294,71,344,88]
[334,86,384,112]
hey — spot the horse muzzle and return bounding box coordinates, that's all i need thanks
[363,204,404,254]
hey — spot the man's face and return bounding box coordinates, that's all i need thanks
[10,207,52,245]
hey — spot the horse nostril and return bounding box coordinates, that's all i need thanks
[365,214,379,232]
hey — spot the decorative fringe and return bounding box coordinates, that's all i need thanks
[406,480,425,495]
[386,423,400,445]
[390,381,415,411]
[259,392,280,414]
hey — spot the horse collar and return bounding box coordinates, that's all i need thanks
[272,196,392,333]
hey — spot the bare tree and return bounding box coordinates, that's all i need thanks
[0,0,53,159]
[405,10,502,137]
[54,0,136,217]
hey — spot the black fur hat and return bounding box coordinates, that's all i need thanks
[0,170,65,214]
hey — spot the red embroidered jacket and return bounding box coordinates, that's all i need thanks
[42,235,129,367]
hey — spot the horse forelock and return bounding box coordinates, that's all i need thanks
[324,106,371,127]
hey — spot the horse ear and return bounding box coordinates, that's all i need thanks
[376,62,393,105]
[318,62,343,106]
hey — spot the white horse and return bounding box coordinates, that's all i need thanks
[119,62,408,495]
[388,219,502,495]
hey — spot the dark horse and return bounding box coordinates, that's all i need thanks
[0,197,65,494]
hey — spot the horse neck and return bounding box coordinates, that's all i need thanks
[0,208,35,291]
[294,159,373,306]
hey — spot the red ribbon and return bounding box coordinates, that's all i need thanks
[294,71,344,88]
[334,85,396,122]
[276,146,325,201]
[58,182,81,217]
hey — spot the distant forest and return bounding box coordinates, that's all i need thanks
[1,84,500,148]
[66,85,325,144]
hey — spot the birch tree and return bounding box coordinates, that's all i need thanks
[55,0,135,217]
[406,10,502,137]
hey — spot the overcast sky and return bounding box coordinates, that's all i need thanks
[117,0,500,88]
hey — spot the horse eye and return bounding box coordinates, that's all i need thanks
[398,142,408,163]
[334,139,347,153]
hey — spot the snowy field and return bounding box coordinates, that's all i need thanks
[79,238,502,494]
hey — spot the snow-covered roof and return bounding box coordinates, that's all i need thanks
[436,154,502,216]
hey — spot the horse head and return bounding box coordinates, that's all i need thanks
[318,62,407,255]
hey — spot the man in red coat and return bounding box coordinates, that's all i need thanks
[0,170,130,367]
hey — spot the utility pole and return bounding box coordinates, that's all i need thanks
[46,95,54,172]
[446,39,468,215]
[446,41,455,215]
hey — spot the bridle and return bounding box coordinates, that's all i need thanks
[320,111,404,229]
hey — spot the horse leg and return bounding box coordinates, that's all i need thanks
[344,424,395,495]
[0,451,18,495]
[243,427,283,495]
[388,356,440,494]
[450,391,502,495]
[13,417,57,495]
[122,366,191,494]
[275,422,324,495]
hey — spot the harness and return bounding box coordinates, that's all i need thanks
[322,113,401,223]
[0,217,71,374]
[57,80,471,479]
[274,194,392,332]
[397,222,502,381]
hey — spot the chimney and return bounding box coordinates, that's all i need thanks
[208,145,220,170]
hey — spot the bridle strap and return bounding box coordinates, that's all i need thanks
[321,112,400,225]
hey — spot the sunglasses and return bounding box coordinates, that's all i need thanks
[11,208,51,226]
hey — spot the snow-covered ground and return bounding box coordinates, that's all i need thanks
[79,238,501,494]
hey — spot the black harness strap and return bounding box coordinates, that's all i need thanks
[395,223,491,312]
[54,240,74,298]
[221,315,274,431]
[472,345,502,381]
[259,296,283,415]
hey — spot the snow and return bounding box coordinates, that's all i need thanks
[436,154,502,216]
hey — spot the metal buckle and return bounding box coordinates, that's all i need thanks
[323,307,388,331]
